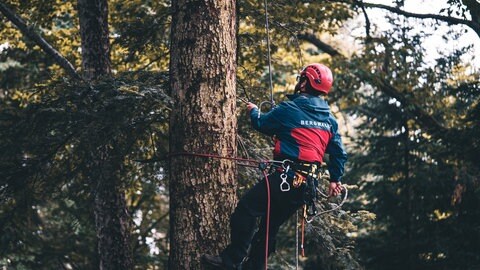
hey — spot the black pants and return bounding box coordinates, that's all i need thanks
[221,170,306,269]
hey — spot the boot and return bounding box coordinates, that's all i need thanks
[202,254,226,269]
[242,255,265,270]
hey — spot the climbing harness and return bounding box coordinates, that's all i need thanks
[169,151,348,270]
[267,159,349,270]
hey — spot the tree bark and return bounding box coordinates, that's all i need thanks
[91,145,133,270]
[77,0,111,80]
[169,0,237,269]
[77,1,133,269]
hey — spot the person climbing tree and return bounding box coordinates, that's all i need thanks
[202,63,348,270]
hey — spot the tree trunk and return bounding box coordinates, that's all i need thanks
[77,0,111,80]
[90,144,133,270]
[77,1,133,269]
[169,0,237,269]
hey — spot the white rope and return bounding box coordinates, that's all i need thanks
[305,186,348,223]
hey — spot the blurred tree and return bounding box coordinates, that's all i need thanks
[76,0,134,269]
[0,0,171,269]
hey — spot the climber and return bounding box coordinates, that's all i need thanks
[203,63,348,270]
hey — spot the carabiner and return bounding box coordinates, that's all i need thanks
[258,100,275,118]
[280,164,290,192]
[280,173,290,192]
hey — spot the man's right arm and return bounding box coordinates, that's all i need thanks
[325,122,348,183]
[248,102,283,136]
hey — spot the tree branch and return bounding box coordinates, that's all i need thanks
[363,2,480,38]
[356,0,372,41]
[367,74,448,133]
[296,33,342,57]
[298,34,448,134]
[0,2,81,80]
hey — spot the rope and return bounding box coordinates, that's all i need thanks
[301,206,306,257]
[169,151,262,168]
[263,0,274,106]
[295,210,299,270]
[262,169,271,270]
[305,186,349,223]
[170,151,348,268]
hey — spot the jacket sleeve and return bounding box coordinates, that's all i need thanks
[326,120,347,182]
[249,105,285,136]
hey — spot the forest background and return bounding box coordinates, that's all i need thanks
[0,0,479,269]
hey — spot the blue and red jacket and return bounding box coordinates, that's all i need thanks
[250,94,347,182]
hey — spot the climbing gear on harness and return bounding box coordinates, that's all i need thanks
[306,163,319,217]
[300,63,333,94]
[295,183,348,268]
[292,172,306,188]
[280,164,291,192]
[169,151,348,269]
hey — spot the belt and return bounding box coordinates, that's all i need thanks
[272,160,320,216]
[274,160,321,188]
[280,160,321,175]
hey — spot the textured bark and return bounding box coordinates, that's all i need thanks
[77,0,132,269]
[77,0,111,80]
[91,145,133,270]
[169,0,237,269]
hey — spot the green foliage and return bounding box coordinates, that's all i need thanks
[345,6,480,269]
[1,0,479,269]
[0,72,171,269]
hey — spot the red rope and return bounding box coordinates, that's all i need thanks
[169,151,262,168]
[262,169,271,270]
[172,151,274,268]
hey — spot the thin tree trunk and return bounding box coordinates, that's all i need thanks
[169,0,237,269]
[91,144,133,270]
[77,0,133,269]
[77,0,111,80]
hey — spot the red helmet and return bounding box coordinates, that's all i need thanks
[300,63,333,94]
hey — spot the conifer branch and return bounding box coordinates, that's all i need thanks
[297,33,342,57]
[0,2,81,80]
[298,34,448,134]
[362,2,480,38]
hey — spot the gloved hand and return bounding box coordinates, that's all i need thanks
[247,102,258,112]
[328,181,343,197]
